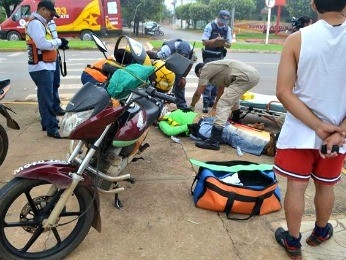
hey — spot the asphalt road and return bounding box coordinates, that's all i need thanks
[0,26,280,102]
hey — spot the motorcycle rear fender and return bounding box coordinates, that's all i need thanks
[14,160,102,232]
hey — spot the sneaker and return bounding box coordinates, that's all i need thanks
[275,227,302,260]
[306,223,333,246]
[202,106,208,113]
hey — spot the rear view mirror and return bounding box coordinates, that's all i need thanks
[165,53,192,76]
[91,33,108,57]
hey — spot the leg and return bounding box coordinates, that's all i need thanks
[202,85,212,113]
[173,74,187,109]
[284,179,309,238]
[209,85,217,107]
[30,70,60,137]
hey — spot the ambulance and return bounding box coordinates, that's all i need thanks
[0,0,122,41]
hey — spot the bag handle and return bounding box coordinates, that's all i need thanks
[225,193,264,221]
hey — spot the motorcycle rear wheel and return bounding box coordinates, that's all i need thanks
[0,124,9,166]
[0,178,95,260]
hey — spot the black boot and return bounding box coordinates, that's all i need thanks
[202,102,208,113]
[195,125,223,150]
[231,109,241,123]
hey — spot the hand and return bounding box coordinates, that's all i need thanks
[178,77,186,87]
[59,38,69,50]
[181,107,193,113]
[208,108,216,117]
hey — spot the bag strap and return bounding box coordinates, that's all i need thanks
[225,193,264,220]
[206,181,275,220]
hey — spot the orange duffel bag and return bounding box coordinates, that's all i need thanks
[191,160,282,220]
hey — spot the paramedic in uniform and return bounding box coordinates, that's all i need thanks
[147,39,195,109]
[189,60,260,150]
[26,0,69,138]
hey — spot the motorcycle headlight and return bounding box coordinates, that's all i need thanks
[59,110,94,138]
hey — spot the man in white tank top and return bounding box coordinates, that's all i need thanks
[273,1,346,259]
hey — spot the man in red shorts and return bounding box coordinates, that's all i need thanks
[273,0,346,259]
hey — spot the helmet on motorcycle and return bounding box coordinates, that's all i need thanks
[114,46,151,66]
[151,60,175,93]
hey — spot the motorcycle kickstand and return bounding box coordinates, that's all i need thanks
[113,182,123,209]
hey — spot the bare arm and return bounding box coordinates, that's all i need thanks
[190,85,206,108]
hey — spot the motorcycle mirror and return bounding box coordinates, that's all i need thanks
[91,33,108,58]
[164,53,192,76]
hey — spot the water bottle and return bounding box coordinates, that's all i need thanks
[236,146,243,157]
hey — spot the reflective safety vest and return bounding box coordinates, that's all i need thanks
[205,21,229,53]
[26,17,57,65]
[83,58,108,83]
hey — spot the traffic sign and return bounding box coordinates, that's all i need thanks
[265,0,276,8]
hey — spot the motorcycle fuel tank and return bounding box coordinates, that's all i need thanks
[112,105,148,147]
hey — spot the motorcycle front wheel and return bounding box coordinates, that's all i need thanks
[0,178,95,260]
[159,30,164,36]
[0,124,9,166]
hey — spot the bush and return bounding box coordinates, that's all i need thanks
[0,7,7,23]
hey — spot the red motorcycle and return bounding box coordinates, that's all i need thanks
[0,34,190,259]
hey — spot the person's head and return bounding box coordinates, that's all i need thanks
[311,0,345,14]
[37,0,60,21]
[217,10,230,26]
[194,63,205,77]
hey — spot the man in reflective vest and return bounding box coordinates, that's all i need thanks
[26,0,68,139]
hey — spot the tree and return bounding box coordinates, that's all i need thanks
[209,0,256,20]
[120,0,164,35]
[0,0,21,17]
[189,3,212,29]
[175,3,192,29]
[286,0,316,21]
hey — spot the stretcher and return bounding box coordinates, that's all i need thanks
[239,92,286,124]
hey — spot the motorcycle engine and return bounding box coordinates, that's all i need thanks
[100,146,135,177]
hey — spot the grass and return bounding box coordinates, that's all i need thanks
[149,40,283,52]
[0,32,284,52]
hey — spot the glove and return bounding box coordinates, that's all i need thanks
[187,123,200,136]
[181,107,193,113]
[59,38,69,50]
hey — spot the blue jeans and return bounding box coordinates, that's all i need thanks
[198,117,267,156]
[29,70,59,133]
[202,84,217,106]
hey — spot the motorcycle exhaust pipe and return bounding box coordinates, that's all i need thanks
[73,157,131,182]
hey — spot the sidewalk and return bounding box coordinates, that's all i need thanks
[0,102,345,260]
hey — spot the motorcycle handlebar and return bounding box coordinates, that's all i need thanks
[145,86,176,103]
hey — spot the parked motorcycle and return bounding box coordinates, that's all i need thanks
[0,79,20,166]
[0,34,191,259]
[145,25,164,36]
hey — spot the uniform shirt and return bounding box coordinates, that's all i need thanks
[277,19,346,153]
[198,59,251,88]
[202,19,232,42]
[157,41,193,59]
